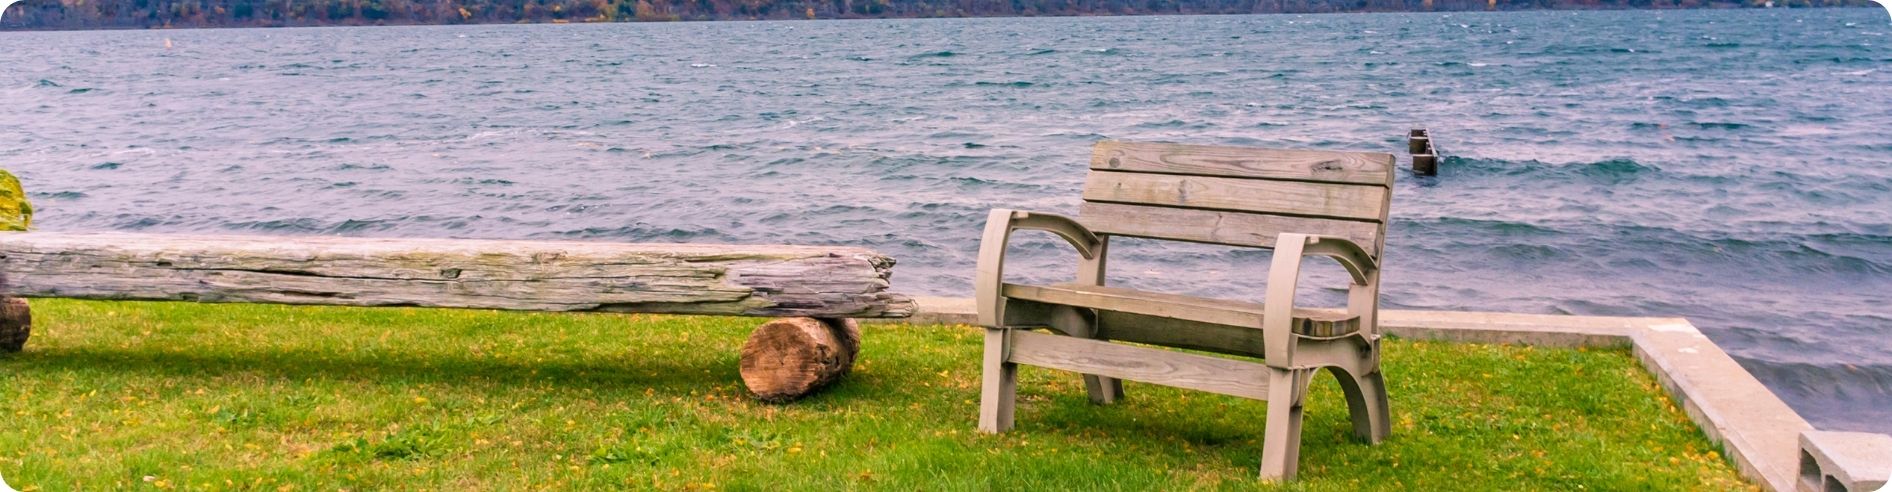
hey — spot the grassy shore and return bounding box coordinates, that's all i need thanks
[0,299,1750,490]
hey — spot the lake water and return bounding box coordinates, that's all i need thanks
[2,9,1888,433]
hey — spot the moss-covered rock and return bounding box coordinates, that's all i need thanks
[0,169,31,232]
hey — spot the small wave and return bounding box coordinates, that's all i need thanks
[1132,119,1213,130]
[224,218,324,233]
[330,163,393,171]
[972,81,1034,88]
[546,225,736,242]
[1486,243,1569,261]
[1617,227,1892,277]
[36,79,61,88]
[331,219,393,233]
[909,50,956,59]
[1023,48,1057,56]
[90,162,122,170]
[1449,157,1660,185]
[1400,217,1563,237]
[1690,122,1750,130]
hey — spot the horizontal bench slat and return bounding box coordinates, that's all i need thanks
[1082,171,1387,222]
[1003,283,1359,336]
[1079,202,1382,254]
[1007,330,1273,400]
[1092,140,1394,186]
[0,232,915,318]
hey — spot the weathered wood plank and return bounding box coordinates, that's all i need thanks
[1092,141,1394,186]
[0,232,915,318]
[1082,171,1386,222]
[1094,311,1268,358]
[1006,330,1274,400]
[1002,283,1358,336]
[1079,202,1382,255]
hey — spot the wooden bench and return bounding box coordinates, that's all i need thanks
[0,232,915,401]
[974,140,1395,481]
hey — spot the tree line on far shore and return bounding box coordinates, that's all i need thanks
[0,0,1872,29]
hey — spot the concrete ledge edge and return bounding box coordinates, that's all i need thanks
[867,296,1851,492]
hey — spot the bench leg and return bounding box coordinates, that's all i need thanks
[1047,306,1123,405]
[978,327,1017,433]
[1330,366,1391,443]
[1083,375,1124,406]
[1259,367,1312,481]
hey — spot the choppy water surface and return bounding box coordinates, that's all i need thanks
[3,10,1888,432]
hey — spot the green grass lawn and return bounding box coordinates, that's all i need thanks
[0,299,1751,491]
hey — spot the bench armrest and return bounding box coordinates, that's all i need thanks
[974,209,1103,326]
[1301,236,1379,285]
[1262,234,1382,367]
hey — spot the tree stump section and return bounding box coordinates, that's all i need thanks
[0,297,28,353]
[739,317,861,402]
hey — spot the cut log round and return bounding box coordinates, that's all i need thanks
[739,317,860,403]
[0,297,29,353]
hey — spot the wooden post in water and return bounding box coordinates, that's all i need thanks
[1409,128,1438,177]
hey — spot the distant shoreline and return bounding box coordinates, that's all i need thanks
[0,1,1876,32]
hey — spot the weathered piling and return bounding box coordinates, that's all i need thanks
[1410,128,1439,176]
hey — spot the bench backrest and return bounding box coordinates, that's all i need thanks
[1078,141,1396,258]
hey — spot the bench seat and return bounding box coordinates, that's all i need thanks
[1002,283,1360,338]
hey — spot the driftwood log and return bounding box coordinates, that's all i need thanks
[0,232,916,399]
[739,317,861,402]
[0,232,914,318]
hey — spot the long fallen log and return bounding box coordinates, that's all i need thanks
[0,232,915,318]
[0,232,915,400]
